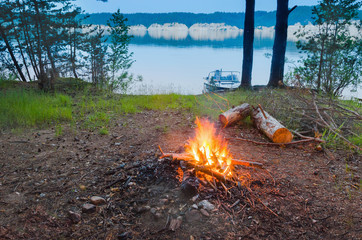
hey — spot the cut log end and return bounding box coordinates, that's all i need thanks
[218,115,228,126]
[272,128,294,143]
[219,103,251,127]
[252,107,293,143]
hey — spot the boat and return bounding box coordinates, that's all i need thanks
[203,69,241,93]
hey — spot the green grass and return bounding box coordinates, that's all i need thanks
[0,89,72,129]
[99,127,109,135]
[1,83,360,151]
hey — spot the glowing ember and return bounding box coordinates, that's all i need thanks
[185,117,233,176]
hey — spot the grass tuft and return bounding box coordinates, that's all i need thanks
[0,89,72,129]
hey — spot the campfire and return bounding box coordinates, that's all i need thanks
[185,117,233,177]
[159,117,263,184]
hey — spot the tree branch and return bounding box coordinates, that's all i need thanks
[288,5,297,15]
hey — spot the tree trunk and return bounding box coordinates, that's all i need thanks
[240,0,255,88]
[316,38,325,91]
[251,106,293,143]
[0,25,27,82]
[268,1,297,87]
[219,103,251,127]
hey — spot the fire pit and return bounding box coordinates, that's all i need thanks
[159,117,263,189]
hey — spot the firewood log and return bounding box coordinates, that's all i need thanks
[251,106,293,143]
[159,148,263,169]
[219,103,251,127]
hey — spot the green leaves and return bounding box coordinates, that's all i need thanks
[293,0,362,96]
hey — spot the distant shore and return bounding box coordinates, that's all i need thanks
[92,22,360,42]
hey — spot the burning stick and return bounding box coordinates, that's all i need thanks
[158,146,263,169]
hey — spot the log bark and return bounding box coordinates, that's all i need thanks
[219,103,251,127]
[251,107,293,143]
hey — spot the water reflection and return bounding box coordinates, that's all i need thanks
[148,23,188,40]
[189,23,241,41]
[129,23,299,50]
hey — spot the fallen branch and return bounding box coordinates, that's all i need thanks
[159,146,263,169]
[312,94,360,151]
[258,104,268,119]
[227,137,325,145]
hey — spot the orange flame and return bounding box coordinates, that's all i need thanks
[185,117,233,176]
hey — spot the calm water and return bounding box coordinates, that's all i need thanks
[127,33,361,98]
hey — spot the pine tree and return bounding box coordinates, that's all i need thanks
[106,9,134,92]
[294,0,361,96]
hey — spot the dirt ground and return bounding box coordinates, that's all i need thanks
[0,110,361,240]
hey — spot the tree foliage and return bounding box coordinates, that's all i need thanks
[107,9,137,92]
[0,1,136,92]
[293,0,362,96]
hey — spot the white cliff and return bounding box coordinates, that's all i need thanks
[189,23,240,41]
[147,23,188,40]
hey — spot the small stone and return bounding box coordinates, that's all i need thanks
[150,208,157,215]
[191,195,199,202]
[159,199,169,205]
[82,203,96,213]
[90,196,106,205]
[115,142,121,146]
[79,185,86,191]
[111,187,120,192]
[136,206,150,213]
[68,211,81,223]
[185,209,201,223]
[181,177,199,197]
[169,216,183,231]
[155,212,163,219]
[118,232,131,240]
[198,200,215,211]
[191,204,198,209]
[200,208,210,217]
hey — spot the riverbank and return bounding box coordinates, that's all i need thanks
[0,79,361,239]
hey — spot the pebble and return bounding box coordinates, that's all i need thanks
[191,204,198,209]
[198,200,215,211]
[200,208,210,217]
[185,209,201,223]
[68,211,81,223]
[181,177,199,197]
[118,232,131,240]
[82,203,96,213]
[191,194,199,202]
[169,216,183,231]
[136,206,151,213]
[150,208,157,215]
[90,196,106,205]
[155,212,163,219]
[159,198,169,205]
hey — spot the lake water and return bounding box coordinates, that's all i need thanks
[127,32,361,98]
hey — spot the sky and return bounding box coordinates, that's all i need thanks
[74,0,321,13]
